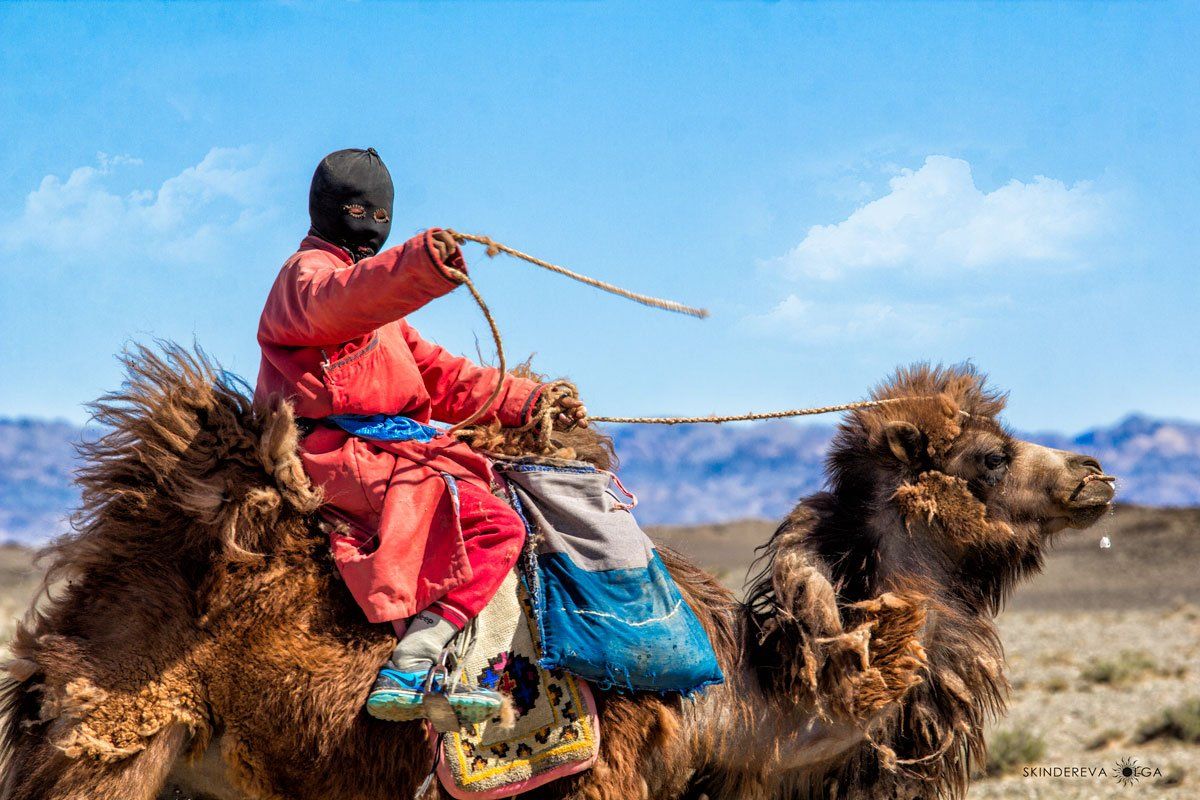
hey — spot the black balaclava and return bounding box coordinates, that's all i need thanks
[308,148,394,261]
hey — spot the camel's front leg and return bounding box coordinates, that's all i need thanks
[829,591,929,722]
[752,509,928,722]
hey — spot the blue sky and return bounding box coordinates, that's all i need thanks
[0,1,1196,432]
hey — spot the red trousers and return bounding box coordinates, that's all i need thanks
[307,424,529,624]
[425,479,526,625]
[324,469,526,626]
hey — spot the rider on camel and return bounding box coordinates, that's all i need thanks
[255,148,588,723]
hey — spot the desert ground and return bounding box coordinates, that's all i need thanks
[652,506,1200,798]
[2,505,1197,797]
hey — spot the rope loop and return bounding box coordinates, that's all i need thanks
[443,267,506,436]
[518,380,580,445]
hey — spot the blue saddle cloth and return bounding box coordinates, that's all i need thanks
[495,460,724,696]
[326,413,440,443]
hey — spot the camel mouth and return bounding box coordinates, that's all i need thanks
[1068,472,1116,498]
[1055,472,1116,529]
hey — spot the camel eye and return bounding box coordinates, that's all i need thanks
[373,208,390,223]
[984,452,1007,470]
[343,204,366,219]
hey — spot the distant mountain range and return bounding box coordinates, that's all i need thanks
[0,419,85,546]
[613,414,1200,525]
[2,414,1197,543]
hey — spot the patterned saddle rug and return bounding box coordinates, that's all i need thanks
[437,569,600,799]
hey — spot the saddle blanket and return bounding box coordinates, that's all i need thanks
[438,569,600,799]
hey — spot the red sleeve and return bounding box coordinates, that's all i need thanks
[260,229,465,346]
[400,320,544,427]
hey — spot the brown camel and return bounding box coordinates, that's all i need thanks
[0,346,1115,800]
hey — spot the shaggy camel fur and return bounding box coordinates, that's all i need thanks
[0,346,1114,800]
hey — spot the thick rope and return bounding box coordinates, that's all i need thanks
[445,259,941,435]
[447,229,710,319]
[589,399,917,425]
[443,267,506,436]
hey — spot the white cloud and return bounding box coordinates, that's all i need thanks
[746,294,958,344]
[776,156,1109,280]
[0,147,278,265]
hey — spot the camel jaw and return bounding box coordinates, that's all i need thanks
[1065,500,1113,529]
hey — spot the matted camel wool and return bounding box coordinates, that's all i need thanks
[495,459,725,695]
[438,569,599,799]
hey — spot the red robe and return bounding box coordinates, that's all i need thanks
[256,231,541,622]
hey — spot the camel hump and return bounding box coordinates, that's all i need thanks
[72,341,321,560]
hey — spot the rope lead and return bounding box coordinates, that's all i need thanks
[590,398,916,425]
[446,230,939,430]
[448,230,710,319]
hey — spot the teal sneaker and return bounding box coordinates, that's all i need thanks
[366,667,503,725]
[366,668,427,722]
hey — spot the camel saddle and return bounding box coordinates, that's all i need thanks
[437,568,599,799]
[437,457,724,798]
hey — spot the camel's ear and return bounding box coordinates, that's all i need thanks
[884,421,926,465]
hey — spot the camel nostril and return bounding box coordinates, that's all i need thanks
[1072,455,1102,474]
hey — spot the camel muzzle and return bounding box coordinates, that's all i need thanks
[1063,454,1116,524]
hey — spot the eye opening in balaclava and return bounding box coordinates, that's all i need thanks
[309,147,394,261]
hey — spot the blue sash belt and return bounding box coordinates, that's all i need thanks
[326,414,440,443]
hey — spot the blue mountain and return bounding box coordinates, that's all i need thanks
[613,414,1200,524]
[2,414,1197,541]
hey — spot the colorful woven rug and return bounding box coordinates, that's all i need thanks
[438,569,599,799]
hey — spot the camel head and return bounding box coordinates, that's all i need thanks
[821,363,1115,613]
[730,364,1120,796]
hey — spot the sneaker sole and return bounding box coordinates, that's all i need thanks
[367,691,502,726]
[366,692,426,722]
[448,696,502,724]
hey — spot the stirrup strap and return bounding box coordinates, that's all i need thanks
[423,645,459,733]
